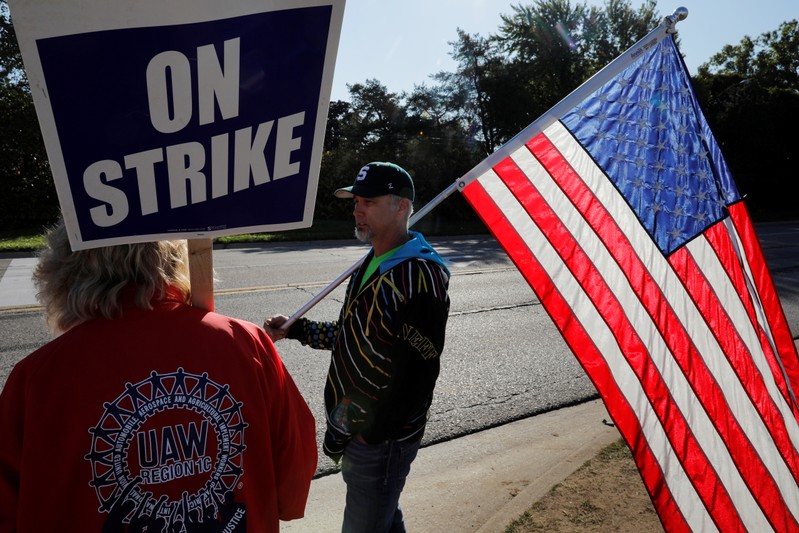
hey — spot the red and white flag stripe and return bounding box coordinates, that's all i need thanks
[462,120,799,532]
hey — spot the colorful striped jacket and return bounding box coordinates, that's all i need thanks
[288,232,451,460]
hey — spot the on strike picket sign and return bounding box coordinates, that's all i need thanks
[10,0,345,250]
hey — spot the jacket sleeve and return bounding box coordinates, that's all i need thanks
[286,317,339,351]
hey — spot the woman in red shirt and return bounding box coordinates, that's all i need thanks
[0,220,317,532]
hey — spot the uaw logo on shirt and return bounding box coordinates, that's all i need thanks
[85,368,248,531]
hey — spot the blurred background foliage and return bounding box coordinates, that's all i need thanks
[1,0,797,237]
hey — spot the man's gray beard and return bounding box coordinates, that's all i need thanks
[354,226,372,243]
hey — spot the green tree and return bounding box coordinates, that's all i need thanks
[699,20,799,89]
[693,20,799,217]
[433,30,508,154]
[1,0,59,231]
[315,78,483,226]
[402,83,484,224]
[345,79,408,157]
[582,0,659,70]
[495,0,590,105]
[436,0,660,154]
[317,0,665,228]
[0,0,22,80]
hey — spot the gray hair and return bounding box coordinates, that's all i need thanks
[389,194,414,226]
[33,219,192,333]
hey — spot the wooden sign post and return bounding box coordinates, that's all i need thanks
[188,239,214,312]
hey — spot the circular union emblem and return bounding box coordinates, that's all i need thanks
[85,368,247,528]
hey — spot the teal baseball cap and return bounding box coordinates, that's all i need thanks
[334,162,415,202]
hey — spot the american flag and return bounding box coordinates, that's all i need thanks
[459,21,799,532]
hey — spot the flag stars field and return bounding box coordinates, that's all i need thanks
[563,50,731,256]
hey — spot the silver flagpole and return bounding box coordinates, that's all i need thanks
[278,180,461,330]
[454,7,688,191]
[278,7,688,330]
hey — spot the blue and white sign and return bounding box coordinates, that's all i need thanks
[10,0,345,249]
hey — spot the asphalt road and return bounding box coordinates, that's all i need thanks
[201,235,597,474]
[2,225,799,475]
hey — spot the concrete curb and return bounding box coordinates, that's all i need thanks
[280,399,619,532]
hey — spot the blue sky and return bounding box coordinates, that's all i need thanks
[329,0,797,101]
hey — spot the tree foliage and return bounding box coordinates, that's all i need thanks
[316,0,661,224]
[1,0,797,233]
[1,0,58,231]
[692,19,799,217]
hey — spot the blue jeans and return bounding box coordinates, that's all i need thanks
[340,437,421,533]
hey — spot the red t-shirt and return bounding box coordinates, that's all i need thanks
[0,289,317,532]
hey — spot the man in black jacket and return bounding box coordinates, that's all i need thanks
[265,162,451,533]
